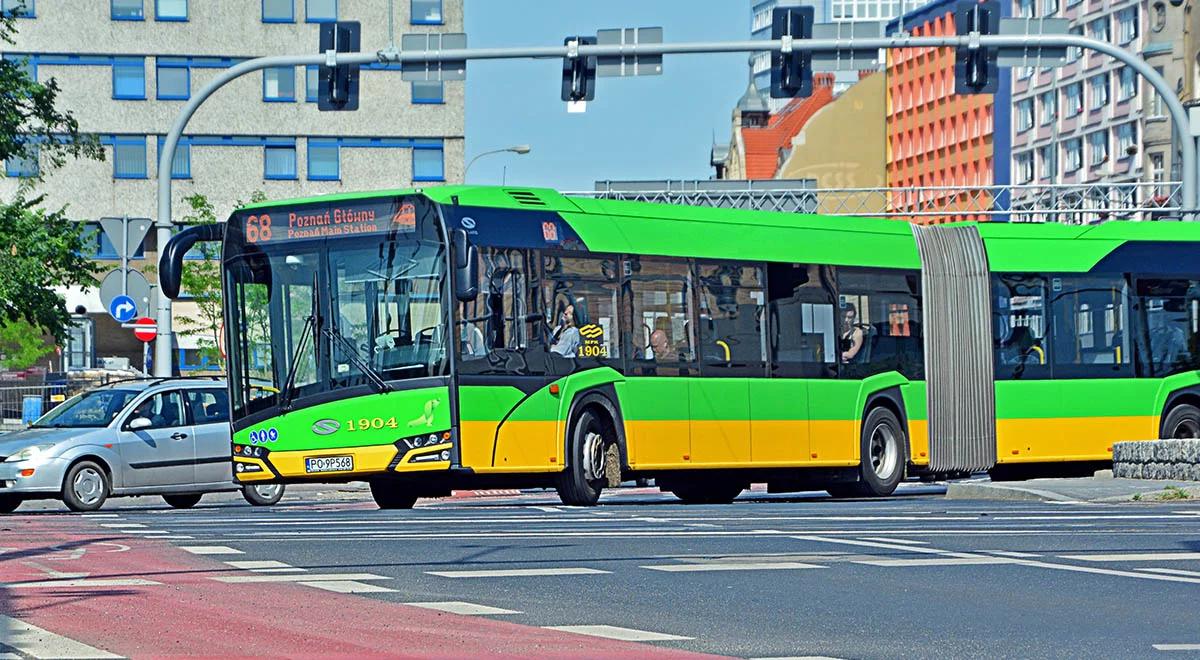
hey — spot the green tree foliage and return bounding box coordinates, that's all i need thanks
[0,12,103,341]
[0,319,52,370]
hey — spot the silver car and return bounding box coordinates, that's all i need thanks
[0,378,283,513]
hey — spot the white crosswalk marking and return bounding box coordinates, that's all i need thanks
[180,545,243,555]
[544,625,691,642]
[101,523,144,528]
[987,550,1042,558]
[224,560,303,572]
[1153,644,1200,651]
[641,561,825,572]
[426,567,610,578]
[1140,568,1200,578]
[299,580,396,593]
[0,614,122,658]
[1061,552,1200,562]
[403,601,521,615]
[853,557,1014,567]
[213,572,390,583]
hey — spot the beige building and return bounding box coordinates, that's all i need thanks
[0,0,464,373]
[1144,0,1198,194]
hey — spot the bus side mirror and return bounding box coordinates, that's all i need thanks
[452,229,479,302]
[159,223,225,299]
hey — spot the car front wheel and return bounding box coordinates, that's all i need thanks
[62,461,110,512]
[0,495,22,514]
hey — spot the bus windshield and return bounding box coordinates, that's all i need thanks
[224,196,449,421]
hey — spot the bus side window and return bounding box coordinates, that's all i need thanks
[837,268,923,379]
[697,262,766,377]
[458,248,544,376]
[624,256,696,376]
[1049,275,1133,378]
[1134,278,1199,377]
[993,273,1052,380]
[766,263,836,378]
[542,254,621,376]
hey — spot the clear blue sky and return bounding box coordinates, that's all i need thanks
[463,0,749,190]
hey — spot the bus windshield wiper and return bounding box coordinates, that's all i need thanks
[279,314,315,412]
[323,325,392,394]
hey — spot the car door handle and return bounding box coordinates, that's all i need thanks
[171,433,189,440]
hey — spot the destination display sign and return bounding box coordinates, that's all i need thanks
[234,197,425,246]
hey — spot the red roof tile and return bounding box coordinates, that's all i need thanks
[739,74,836,179]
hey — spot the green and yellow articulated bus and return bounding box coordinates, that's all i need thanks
[160,186,1200,508]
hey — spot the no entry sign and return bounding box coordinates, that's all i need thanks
[133,317,156,342]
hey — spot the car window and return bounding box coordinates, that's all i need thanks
[127,391,186,430]
[186,389,229,425]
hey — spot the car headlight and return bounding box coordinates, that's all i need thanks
[5,444,55,463]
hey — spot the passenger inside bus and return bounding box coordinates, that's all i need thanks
[550,302,581,357]
[840,303,865,363]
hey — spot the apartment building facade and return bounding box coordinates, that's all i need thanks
[0,0,465,374]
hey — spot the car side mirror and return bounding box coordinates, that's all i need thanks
[452,228,479,302]
[128,417,152,431]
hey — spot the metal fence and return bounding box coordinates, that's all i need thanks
[577,181,1186,223]
[0,371,141,433]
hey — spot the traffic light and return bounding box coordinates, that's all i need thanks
[770,6,814,99]
[954,0,1000,95]
[561,36,597,102]
[318,21,361,111]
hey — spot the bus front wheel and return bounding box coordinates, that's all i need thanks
[828,406,907,498]
[555,408,611,506]
[1162,403,1200,439]
[369,480,418,510]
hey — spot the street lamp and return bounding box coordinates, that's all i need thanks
[464,144,532,181]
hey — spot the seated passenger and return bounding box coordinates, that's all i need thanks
[550,303,581,357]
[650,329,673,361]
[840,303,865,363]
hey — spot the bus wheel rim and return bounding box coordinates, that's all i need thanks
[582,430,605,482]
[1174,419,1200,439]
[869,425,898,481]
[73,468,103,505]
[255,485,282,498]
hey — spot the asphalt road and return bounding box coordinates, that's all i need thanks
[4,484,1200,659]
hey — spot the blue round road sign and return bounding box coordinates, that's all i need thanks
[109,295,137,323]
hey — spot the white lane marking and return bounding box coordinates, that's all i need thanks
[749,657,848,660]
[641,562,825,572]
[792,536,977,559]
[427,567,610,578]
[101,522,145,528]
[1153,644,1200,651]
[987,551,1042,558]
[0,652,20,659]
[6,578,162,588]
[300,580,396,594]
[1140,568,1200,578]
[81,514,120,518]
[212,572,390,584]
[0,615,122,658]
[857,537,929,545]
[1060,552,1200,562]
[403,601,521,615]
[224,560,303,572]
[543,625,691,642]
[853,557,1015,567]
[180,545,243,555]
[532,506,562,513]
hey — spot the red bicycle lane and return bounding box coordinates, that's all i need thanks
[0,514,723,659]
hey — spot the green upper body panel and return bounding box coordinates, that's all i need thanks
[977,221,1200,274]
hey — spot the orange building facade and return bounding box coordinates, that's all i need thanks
[885,0,1012,223]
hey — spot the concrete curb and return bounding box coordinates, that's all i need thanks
[946,479,1200,503]
[945,482,1080,502]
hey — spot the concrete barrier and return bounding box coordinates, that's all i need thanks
[1112,439,1200,481]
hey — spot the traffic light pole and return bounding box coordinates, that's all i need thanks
[152,33,1198,376]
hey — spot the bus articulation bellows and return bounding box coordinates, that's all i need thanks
[160,186,1200,508]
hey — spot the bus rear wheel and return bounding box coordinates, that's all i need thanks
[555,408,611,507]
[667,479,746,505]
[370,480,418,510]
[828,406,906,498]
[1162,403,1200,439]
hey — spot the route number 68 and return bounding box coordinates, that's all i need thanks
[245,214,273,243]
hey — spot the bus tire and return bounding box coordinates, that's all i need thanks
[242,484,284,506]
[555,407,610,506]
[831,406,907,498]
[369,480,418,510]
[1162,403,1200,439]
[669,479,745,505]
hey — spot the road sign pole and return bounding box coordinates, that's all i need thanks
[121,215,129,296]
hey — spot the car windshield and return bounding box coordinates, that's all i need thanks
[32,389,139,428]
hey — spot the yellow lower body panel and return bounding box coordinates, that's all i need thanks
[460,420,563,473]
[627,418,859,470]
[232,457,273,482]
[265,444,404,479]
[996,415,1159,463]
[908,419,930,465]
[628,420,692,468]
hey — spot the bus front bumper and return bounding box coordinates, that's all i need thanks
[233,441,453,483]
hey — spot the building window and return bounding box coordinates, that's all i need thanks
[1016,98,1034,131]
[412,141,443,181]
[1089,72,1109,110]
[1116,7,1138,44]
[65,318,94,369]
[1117,66,1135,101]
[1017,0,1034,18]
[308,140,339,180]
[305,0,335,22]
[262,0,293,22]
[305,65,319,102]
[263,66,295,102]
[412,80,443,104]
[1043,0,1057,14]
[1039,144,1056,180]
[112,58,146,100]
[1016,152,1034,183]
[3,54,35,81]
[1088,130,1108,166]
[157,139,190,179]
[112,136,148,179]
[1064,82,1082,116]
[1066,26,1083,62]
[5,144,38,178]
[1153,2,1166,31]
[1039,90,1056,125]
[263,145,297,180]
[155,0,186,20]
[1,0,33,17]
[112,0,144,20]
[1115,122,1137,155]
[411,0,442,24]
[156,58,190,100]
[1148,66,1165,117]
[1018,65,1034,80]
[1064,138,1082,172]
[1089,17,1110,43]
[1149,153,1164,182]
